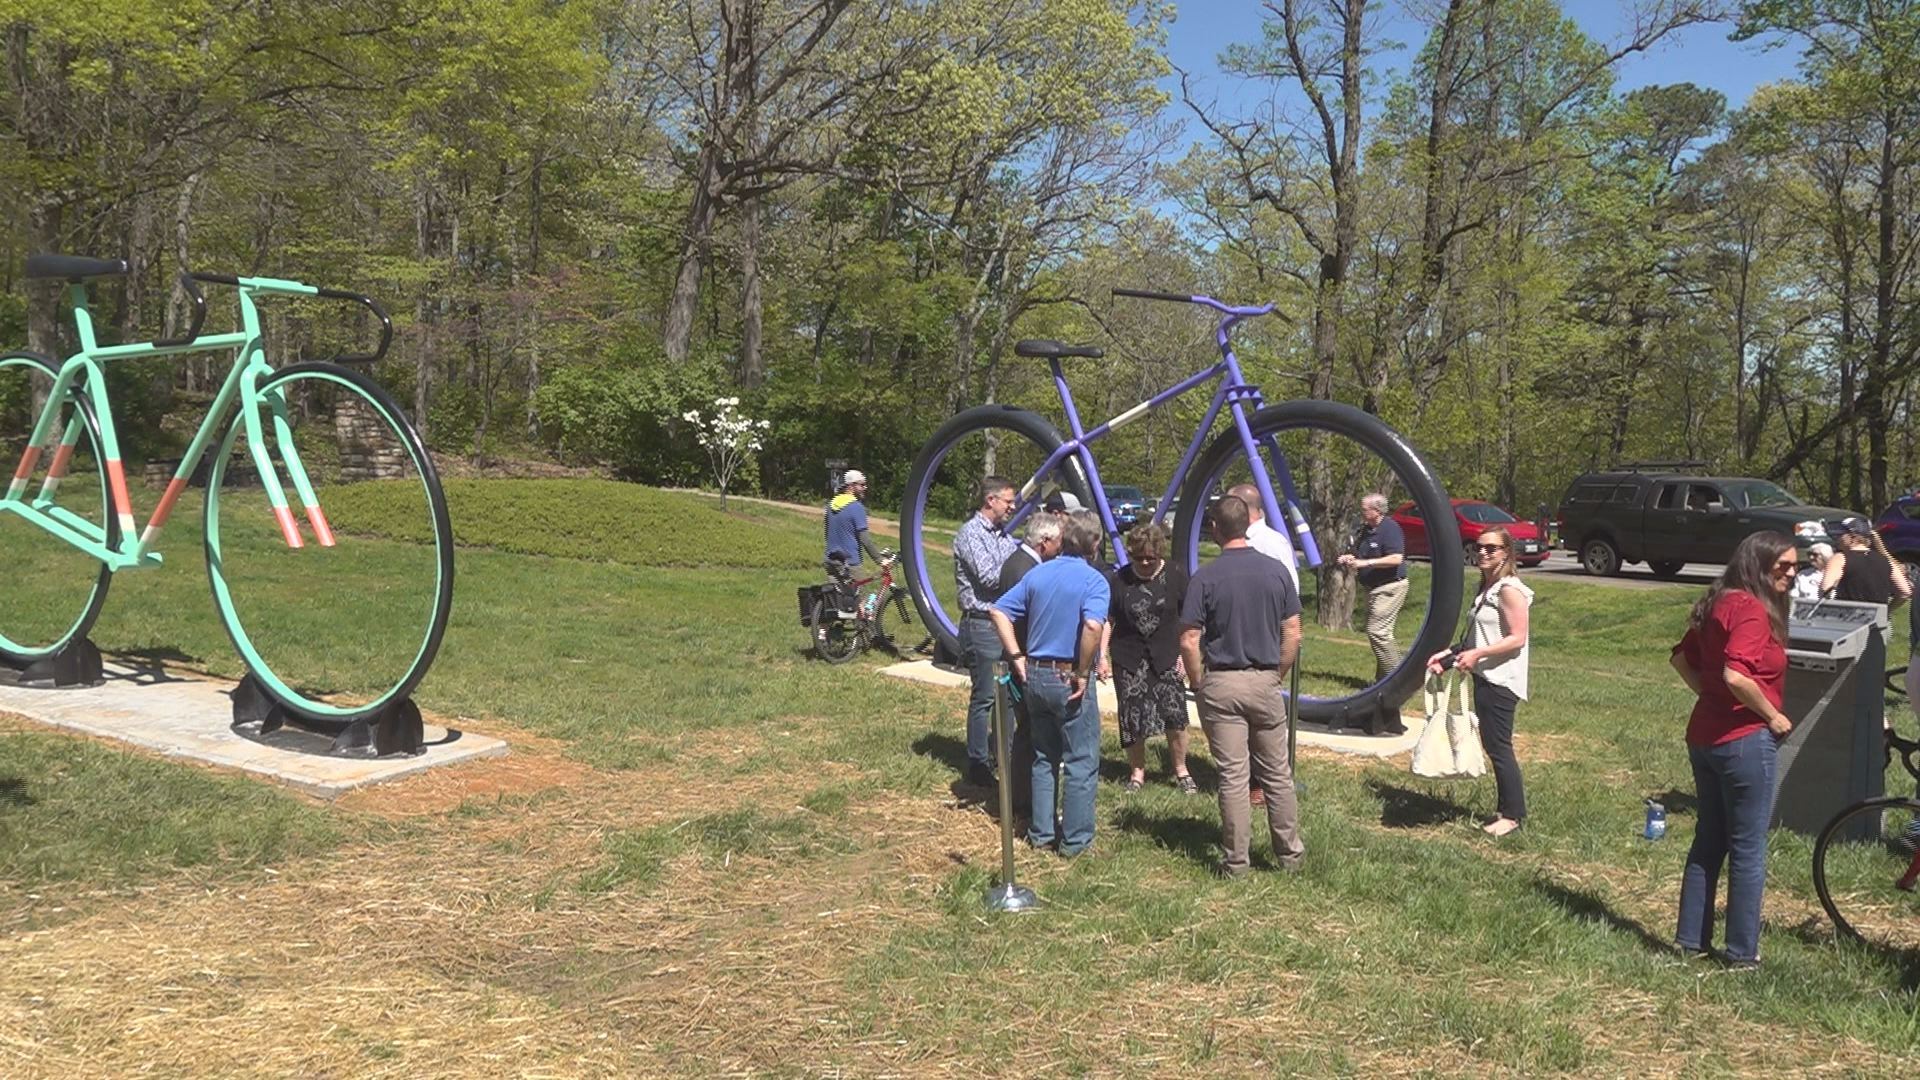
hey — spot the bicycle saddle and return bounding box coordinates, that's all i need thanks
[25,254,129,281]
[1015,339,1104,360]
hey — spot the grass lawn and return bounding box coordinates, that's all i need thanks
[2,478,1917,1076]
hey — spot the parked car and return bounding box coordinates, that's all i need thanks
[1872,491,1920,588]
[1104,484,1149,531]
[1393,498,1550,567]
[1556,466,1856,577]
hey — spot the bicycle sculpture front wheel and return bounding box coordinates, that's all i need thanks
[0,351,117,664]
[205,362,453,722]
[1171,400,1463,727]
[810,595,863,664]
[900,405,1093,664]
[1813,796,1920,946]
[875,582,920,654]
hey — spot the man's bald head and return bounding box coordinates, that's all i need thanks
[1226,483,1263,522]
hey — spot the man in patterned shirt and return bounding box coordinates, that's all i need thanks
[953,476,1021,787]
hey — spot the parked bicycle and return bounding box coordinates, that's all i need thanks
[800,550,924,664]
[0,254,453,721]
[1812,723,1920,945]
[899,288,1462,726]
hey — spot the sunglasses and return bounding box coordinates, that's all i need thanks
[1475,543,1506,554]
[1772,558,1799,573]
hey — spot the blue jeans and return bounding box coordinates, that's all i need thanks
[962,618,1002,768]
[1677,728,1778,963]
[1025,667,1100,854]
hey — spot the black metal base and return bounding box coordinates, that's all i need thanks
[229,672,427,759]
[0,637,104,689]
[931,634,967,674]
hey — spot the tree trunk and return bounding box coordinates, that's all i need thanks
[663,142,721,364]
[740,193,764,388]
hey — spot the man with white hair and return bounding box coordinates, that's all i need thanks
[1337,492,1408,684]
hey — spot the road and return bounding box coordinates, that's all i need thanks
[1517,552,1720,590]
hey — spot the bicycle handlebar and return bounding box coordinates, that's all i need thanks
[151,274,209,348]
[186,272,394,365]
[1112,287,1285,321]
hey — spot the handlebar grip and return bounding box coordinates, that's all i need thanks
[1112,287,1196,303]
[152,273,208,348]
[192,272,241,287]
[315,287,394,365]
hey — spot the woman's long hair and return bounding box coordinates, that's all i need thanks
[1689,531,1793,643]
[1477,527,1519,588]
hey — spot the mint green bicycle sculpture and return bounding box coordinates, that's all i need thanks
[0,254,453,723]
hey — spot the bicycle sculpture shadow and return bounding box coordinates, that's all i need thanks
[0,254,454,756]
[899,287,1464,730]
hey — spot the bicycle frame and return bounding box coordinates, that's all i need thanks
[3,275,364,572]
[1006,292,1322,572]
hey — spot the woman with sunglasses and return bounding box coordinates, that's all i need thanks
[1427,527,1535,837]
[1669,531,1795,968]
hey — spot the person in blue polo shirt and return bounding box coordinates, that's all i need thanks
[990,509,1110,856]
[823,468,885,580]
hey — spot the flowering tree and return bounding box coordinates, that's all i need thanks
[681,397,769,511]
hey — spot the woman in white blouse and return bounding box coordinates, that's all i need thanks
[1428,526,1534,837]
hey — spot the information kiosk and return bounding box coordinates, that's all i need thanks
[1775,598,1888,836]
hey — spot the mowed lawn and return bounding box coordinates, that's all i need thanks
[1,478,1917,1076]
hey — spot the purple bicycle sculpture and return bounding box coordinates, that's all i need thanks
[899,288,1464,728]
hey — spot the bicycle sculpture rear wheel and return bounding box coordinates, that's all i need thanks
[1171,399,1463,727]
[900,405,1094,664]
[205,362,453,722]
[0,351,116,664]
[810,595,863,663]
[1813,796,1920,946]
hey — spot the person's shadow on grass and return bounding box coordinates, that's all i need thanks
[0,778,34,808]
[1365,778,1475,828]
[1111,804,1219,865]
[1780,917,1920,992]
[1531,877,1673,957]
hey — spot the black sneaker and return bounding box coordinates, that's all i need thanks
[967,762,998,788]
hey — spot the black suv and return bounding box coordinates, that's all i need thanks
[1556,465,1857,577]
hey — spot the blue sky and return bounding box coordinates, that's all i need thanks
[1164,1,1807,123]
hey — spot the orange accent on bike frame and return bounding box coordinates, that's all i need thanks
[47,443,75,479]
[304,505,336,547]
[12,444,41,481]
[105,459,132,518]
[273,504,305,549]
[149,477,189,529]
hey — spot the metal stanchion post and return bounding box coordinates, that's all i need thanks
[984,665,1037,913]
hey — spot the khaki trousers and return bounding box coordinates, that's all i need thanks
[1365,579,1410,680]
[1199,669,1303,872]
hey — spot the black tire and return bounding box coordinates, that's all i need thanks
[900,405,1093,664]
[1649,560,1685,579]
[0,351,115,663]
[875,581,918,654]
[1581,537,1621,577]
[1897,554,1920,595]
[1170,399,1463,727]
[1813,796,1920,944]
[205,362,454,725]
[811,596,861,664]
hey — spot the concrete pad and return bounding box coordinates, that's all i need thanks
[877,659,1422,758]
[0,663,507,800]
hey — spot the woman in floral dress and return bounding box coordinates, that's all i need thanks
[1100,523,1194,793]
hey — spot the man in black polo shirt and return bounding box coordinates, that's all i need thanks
[1337,492,1407,684]
[1180,495,1304,876]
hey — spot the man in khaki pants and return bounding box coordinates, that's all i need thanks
[1338,493,1408,684]
[1180,495,1304,876]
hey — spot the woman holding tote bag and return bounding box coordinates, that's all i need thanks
[1427,527,1534,837]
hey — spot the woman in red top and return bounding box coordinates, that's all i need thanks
[1669,531,1795,968]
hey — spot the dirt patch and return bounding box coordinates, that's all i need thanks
[336,725,594,816]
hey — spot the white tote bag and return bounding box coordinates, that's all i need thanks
[1412,671,1487,780]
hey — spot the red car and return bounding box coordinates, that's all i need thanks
[1392,499,1550,567]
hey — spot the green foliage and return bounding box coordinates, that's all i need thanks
[320,478,825,569]
[533,342,728,484]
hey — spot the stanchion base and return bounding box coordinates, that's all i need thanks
[0,637,105,689]
[984,882,1039,913]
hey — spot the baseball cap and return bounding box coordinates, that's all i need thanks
[841,468,866,486]
[1043,490,1083,513]
[1826,516,1872,539]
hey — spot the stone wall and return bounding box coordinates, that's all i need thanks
[335,397,410,482]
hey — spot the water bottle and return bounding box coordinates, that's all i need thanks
[1644,800,1667,841]
[861,591,878,619]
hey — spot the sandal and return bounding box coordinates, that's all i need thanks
[1124,777,1145,793]
[1173,774,1198,795]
